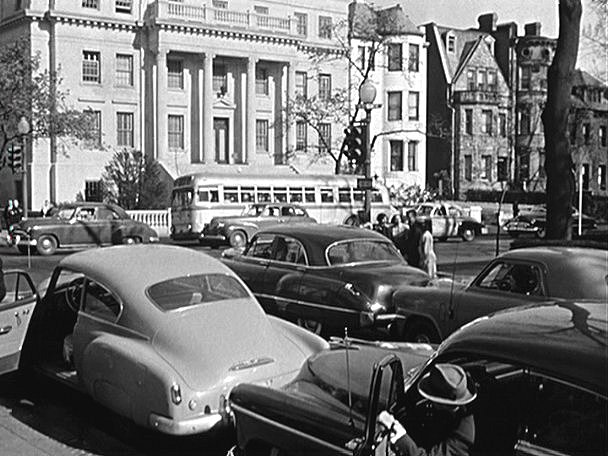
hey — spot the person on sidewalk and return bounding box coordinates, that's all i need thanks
[377,363,477,456]
[419,219,437,279]
[403,209,423,269]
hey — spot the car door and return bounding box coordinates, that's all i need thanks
[227,234,274,305]
[431,205,448,237]
[261,235,307,318]
[0,271,37,375]
[95,206,118,244]
[70,206,99,244]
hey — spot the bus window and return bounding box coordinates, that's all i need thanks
[320,188,334,203]
[197,187,219,203]
[258,187,271,203]
[225,187,239,203]
[304,187,316,203]
[172,189,193,207]
[289,188,303,203]
[372,190,383,203]
[338,188,351,203]
[353,190,364,202]
[241,187,255,203]
[274,187,287,203]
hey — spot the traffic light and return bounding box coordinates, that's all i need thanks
[343,123,367,172]
[8,144,23,172]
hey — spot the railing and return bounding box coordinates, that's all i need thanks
[127,209,171,237]
[156,1,293,34]
[453,90,510,105]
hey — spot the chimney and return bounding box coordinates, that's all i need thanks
[478,13,498,33]
[524,22,542,36]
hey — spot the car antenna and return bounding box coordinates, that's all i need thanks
[447,240,460,320]
[344,326,355,429]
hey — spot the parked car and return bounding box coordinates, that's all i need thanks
[0,245,328,435]
[415,202,486,241]
[226,301,607,456]
[200,203,317,248]
[221,224,429,337]
[504,207,597,238]
[8,202,159,255]
[391,246,607,342]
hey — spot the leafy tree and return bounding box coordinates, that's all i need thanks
[541,0,582,240]
[581,0,607,82]
[102,149,169,210]
[0,38,96,167]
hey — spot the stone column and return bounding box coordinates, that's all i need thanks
[155,49,168,161]
[203,52,215,163]
[286,61,296,156]
[246,57,258,164]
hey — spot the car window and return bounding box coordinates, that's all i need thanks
[418,205,433,216]
[1,271,36,303]
[281,206,296,217]
[476,262,544,296]
[76,207,96,221]
[56,207,76,220]
[521,374,607,455]
[448,206,462,217]
[294,207,307,217]
[437,206,447,216]
[326,240,403,265]
[97,207,118,220]
[271,236,307,265]
[262,206,280,217]
[83,280,121,321]
[243,204,265,216]
[246,234,275,259]
[147,274,249,311]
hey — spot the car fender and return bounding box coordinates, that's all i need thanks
[267,315,329,357]
[78,332,181,427]
[226,223,257,239]
[392,288,448,336]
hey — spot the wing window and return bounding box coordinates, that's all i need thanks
[477,262,543,296]
[281,206,296,217]
[83,280,121,321]
[271,236,307,264]
[246,234,275,259]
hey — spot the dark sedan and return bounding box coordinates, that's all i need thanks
[391,246,607,342]
[9,202,159,255]
[504,208,597,238]
[221,224,429,337]
[226,301,607,456]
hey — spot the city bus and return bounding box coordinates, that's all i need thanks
[170,173,394,242]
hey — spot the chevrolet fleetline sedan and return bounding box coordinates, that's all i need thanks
[0,245,327,435]
[227,301,607,456]
[222,224,429,337]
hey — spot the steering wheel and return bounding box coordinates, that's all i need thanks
[64,279,83,313]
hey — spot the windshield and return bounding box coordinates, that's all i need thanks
[326,240,403,265]
[172,188,193,208]
[242,204,265,216]
[55,207,76,220]
[147,274,250,311]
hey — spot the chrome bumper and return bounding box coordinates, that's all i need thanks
[149,411,223,435]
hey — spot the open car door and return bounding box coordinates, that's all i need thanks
[0,270,37,375]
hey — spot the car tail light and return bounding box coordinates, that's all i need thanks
[170,383,182,405]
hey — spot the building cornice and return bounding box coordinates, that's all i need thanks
[45,10,139,31]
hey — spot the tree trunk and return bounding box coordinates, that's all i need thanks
[541,0,582,240]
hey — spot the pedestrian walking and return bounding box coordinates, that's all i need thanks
[11,199,23,224]
[403,209,422,268]
[420,219,437,279]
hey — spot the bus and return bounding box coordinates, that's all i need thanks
[170,173,394,241]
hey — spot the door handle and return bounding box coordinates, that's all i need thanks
[0,326,12,335]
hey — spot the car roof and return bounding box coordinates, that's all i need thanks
[255,224,391,265]
[440,301,607,396]
[499,246,606,262]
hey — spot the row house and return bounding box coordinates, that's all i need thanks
[348,2,428,190]
[0,0,350,208]
[425,22,510,199]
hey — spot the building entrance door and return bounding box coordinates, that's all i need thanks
[214,118,229,163]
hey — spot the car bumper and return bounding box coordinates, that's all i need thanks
[149,411,223,435]
[481,227,488,235]
[8,233,37,246]
[505,225,537,234]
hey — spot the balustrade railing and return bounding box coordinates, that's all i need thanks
[127,209,171,237]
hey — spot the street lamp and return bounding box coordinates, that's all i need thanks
[17,116,30,217]
[358,79,377,224]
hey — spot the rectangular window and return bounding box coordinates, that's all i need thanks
[408,91,420,121]
[497,156,509,181]
[296,121,307,151]
[465,109,473,134]
[447,35,456,53]
[388,43,402,71]
[213,64,227,95]
[487,70,497,91]
[85,180,103,202]
[254,5,268,14]
[167,59,183,89]
[168,114,184,150]
[482,155,492,180]
[520,108,531,135]
[477,69,486,91]
[256,67,269,96]
[318,123,331,154]
[467,69,475,90]
[358,46,366,70]
[582,163,590,190]
[600,126,606,147]
[407,141,418,171]
[519,152,530,180]
[583,123,590,144]
[390,140,403,171]
[387,91,402,121]
[212,0,228,7]
[115,54,133,87]
[318,16,332,39]
[464,155,472,181]
[295,12,307,36]
[82,0,99,8]
[499,113,507,137]
[482,109,492,135]
[599,165,606,190]
[318,74,331,100]
[408,44,419,72]
[115,0,132,13]
[570,123,577,145]
[82,51,101,83]
[87,110,102,148]
[116,112,134,147]
[521,66,531,90]
[538,148,546,178]
[256,119,269,153]
[295,71,307,97]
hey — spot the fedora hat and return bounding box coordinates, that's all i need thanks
[418,364,477,406]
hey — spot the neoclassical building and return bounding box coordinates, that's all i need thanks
[0,0,357,208]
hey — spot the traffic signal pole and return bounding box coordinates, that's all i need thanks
[22,134,28,217]
[363,107,372,224]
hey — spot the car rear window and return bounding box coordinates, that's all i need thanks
[147,274,249,311]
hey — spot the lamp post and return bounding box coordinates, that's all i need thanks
[358,79,377,224]
[17,116,30,217]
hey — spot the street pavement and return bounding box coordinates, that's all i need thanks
[0,233,510,455]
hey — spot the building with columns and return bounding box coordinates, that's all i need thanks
[0,0,352,208]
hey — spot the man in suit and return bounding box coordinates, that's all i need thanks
[378,363,477,456]
[403,209,423,269]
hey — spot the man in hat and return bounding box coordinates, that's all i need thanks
[378,363,477,456]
